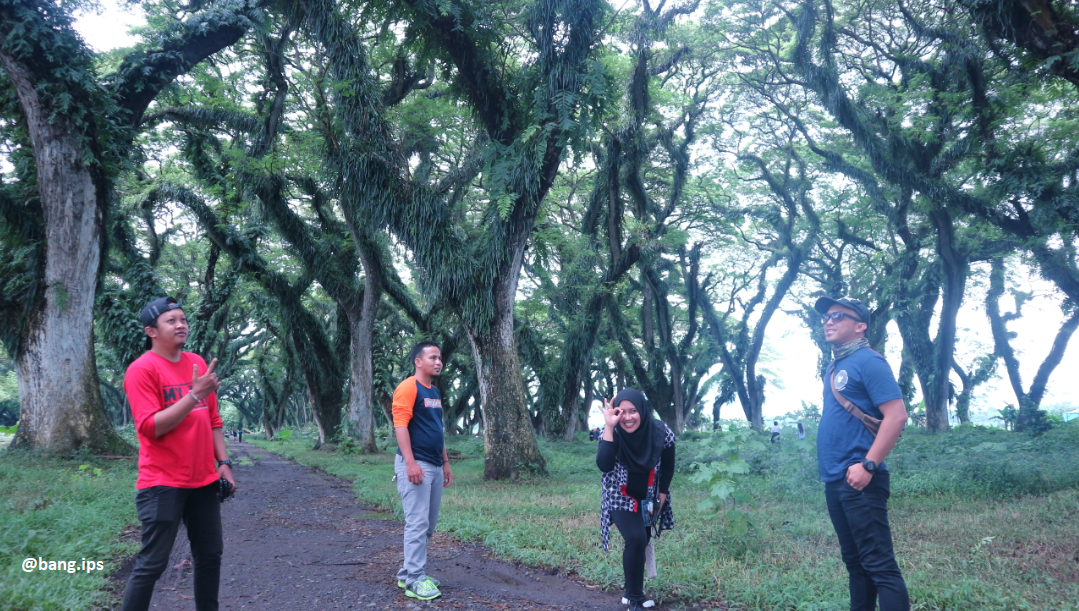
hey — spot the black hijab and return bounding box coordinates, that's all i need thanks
[612,388,665,474]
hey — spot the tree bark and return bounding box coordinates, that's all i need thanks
[986,256,1079,430]
[467,251,546,479]
[1,40,127,454]
[924,208,965,432]
[344,308,377,452]
[342,215,386,454]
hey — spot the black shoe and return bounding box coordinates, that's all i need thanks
[628,603,647,611]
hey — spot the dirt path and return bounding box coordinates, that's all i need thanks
[115,442,633,610]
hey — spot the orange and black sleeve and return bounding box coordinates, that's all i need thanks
[392,377,418,428]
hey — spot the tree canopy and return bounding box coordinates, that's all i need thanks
[1,0,1077,471]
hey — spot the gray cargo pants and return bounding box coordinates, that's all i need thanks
[395,454,444,587]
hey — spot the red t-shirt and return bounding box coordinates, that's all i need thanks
[124,351,223,489]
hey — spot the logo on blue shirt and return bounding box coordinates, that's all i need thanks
[835,370,849,390]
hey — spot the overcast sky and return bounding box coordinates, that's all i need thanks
[72,3,1078,428]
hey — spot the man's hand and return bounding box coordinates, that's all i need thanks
[218,463,237,491]
[406,460,424,485]
[192,358,221,399]
[846,463,873,491]
[443,462,453,488]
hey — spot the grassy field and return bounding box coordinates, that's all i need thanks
[1,421,1075,611]
[0,451,140,611]
[252,423,1079,611]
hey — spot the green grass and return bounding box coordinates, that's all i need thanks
[0,451,140,611]
[253,423,1079,611]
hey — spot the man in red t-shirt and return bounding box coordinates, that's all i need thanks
[121,297,235,611]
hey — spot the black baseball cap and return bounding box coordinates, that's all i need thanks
[140,297,183,327]
[814,296,871,326]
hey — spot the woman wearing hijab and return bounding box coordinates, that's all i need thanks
[597,388,676,611]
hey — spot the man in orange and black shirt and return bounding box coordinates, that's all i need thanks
[393,341,453,601]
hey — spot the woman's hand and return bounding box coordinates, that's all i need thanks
[657,492,667,513]
[602,397,622,429]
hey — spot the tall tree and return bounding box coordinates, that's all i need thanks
[986,256,1079,431]
[0,0,260,452]
[291,0,610,478]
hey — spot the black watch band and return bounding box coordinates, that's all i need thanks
[862,459,877,474]
[217,459,233,468]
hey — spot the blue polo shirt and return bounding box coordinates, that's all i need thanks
[816,347,903,482]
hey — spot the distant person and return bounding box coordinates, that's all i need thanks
[797,422,806,440]
[770,421,781,443]
[815,296,909,611]
[597,389,675,611]
[238,429,243,443]
[393,341,453,601]
[121,297,235,611]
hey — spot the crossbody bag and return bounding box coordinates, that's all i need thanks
[829,368,881,436]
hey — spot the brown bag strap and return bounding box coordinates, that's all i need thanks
[830,368,881,436]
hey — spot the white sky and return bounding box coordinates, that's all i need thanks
[74,3,1078,430]
[73,2,141,51]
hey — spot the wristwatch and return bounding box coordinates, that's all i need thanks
[861,459,878,474]
[217,459,233,468]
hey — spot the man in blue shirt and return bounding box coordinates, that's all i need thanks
[815,296,909,611]
[392,342,452,601]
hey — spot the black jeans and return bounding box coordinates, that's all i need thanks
[611,508,651,604]
[122,483,223,611]
[825,472,909,611]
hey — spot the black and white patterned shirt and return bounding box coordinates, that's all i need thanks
[598,423,676,551]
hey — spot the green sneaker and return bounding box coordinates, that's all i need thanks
[398,577,439,588]
[405,576,441,600]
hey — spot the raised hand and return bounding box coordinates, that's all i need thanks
[602,396,622,429]
[191,358,221,399]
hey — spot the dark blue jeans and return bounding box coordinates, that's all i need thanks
[122,483,223,611]
[825,472,909,611]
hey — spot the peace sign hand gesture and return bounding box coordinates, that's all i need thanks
[191,358,221,400]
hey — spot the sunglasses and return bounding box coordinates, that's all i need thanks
[821,311,864,324]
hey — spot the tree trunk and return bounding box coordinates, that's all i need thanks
[560,359,590,441]
[925,208,964,432]
[668,355,686,434]
[1,46,128,454]
[743,252,803,431]
[447,377,478,435]
[986,256,1079,431]
[344,309,377,452]
[467,260,546,479]
[378,392,394,430]
[306,379,342,449]
[578,377,594,434]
